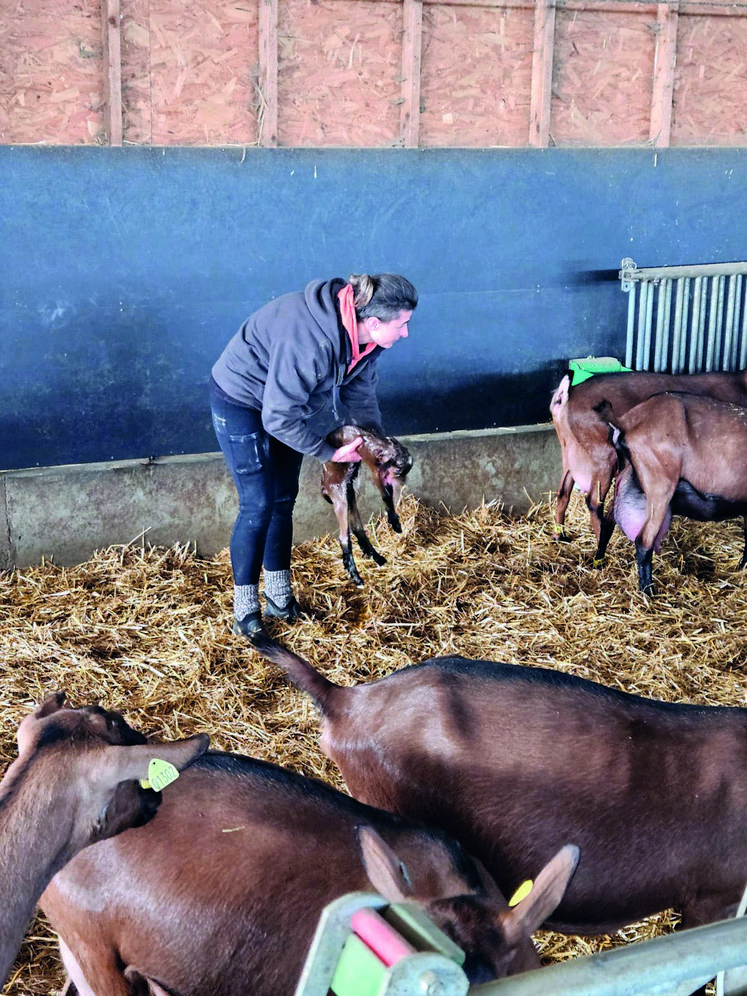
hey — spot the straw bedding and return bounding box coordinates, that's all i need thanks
[2,492,746,994]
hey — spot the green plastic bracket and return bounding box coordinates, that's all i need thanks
[568,356,632,386]
[331,933,388,996]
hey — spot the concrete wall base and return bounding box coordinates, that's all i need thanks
[0,424,561,569]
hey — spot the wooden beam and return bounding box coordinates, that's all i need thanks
[102,0,123,146]
[650,0,679,146]
[529,0,556,147]
[400,0,423,147]
[258,0,279,147]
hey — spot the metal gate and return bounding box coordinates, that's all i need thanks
[620,258,747,374]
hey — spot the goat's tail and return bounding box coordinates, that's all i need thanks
[251,633,339,713]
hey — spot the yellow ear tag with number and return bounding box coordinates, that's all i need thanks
[140,758,180,792]
[508,880,533,907]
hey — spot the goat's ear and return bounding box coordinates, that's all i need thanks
[501,844,579,943]
[105,734,210,786]
[36,690,67,718]
[358,826,414,901]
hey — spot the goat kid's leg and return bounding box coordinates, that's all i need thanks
[348,488,387,568]
[382,489,402,534]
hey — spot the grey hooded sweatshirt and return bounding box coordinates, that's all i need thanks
[211,279,383,462]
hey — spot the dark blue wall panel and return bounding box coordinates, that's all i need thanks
[2,145,746,470]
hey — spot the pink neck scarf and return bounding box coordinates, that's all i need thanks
[338,284,377,373]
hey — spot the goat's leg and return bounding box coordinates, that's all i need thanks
[58,937,133,996]
[348,484,387,568]
[553,469,575,542]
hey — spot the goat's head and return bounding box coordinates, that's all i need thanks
[358,827,579,983]
[9,692,209,857]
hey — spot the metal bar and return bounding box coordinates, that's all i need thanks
[741,277,747,369]
[642,280,655,369]
[679,276,691,372]
[705,274,725,370]
[723,273,738,370]
[636,282,650,369]
[671,277,685,373]
[625,282,637,369]
[655,278,673,371]
[689,275,703,371]
[470,916,747,996]
[620,261,747,282]
[730,274,744,368]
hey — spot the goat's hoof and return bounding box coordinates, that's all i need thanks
[390,518,403,534]
[370,552,387,567]
[591,556,605,569]
[346,569,365,588]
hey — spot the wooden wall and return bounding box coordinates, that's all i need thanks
[1,0,746,149]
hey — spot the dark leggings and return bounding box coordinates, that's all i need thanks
[210,381,304,586]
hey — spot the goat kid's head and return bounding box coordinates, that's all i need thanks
[10,691,209,855]
[376,439,413,505]
[358,828,579,983]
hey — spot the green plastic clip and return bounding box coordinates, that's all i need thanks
[568,356,632,386]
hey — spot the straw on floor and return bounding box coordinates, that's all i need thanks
[2,491,745,994]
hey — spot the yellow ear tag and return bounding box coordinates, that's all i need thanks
[139,758,180,792]
[508,880,533,907]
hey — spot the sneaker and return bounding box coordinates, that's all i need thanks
[264,594,306,622]
[232,610,267,642]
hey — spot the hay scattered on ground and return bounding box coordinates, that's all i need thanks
[2,492,746,994]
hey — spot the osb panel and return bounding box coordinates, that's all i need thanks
[145,0,258,146]
[420,4,534,147]
[278,0,401,147]
[551,9,656,146]
[672,12,747,146]
[0,0,103,145]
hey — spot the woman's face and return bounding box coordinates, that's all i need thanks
[359,310,412,349]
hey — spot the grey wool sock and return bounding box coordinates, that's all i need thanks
[263,569,293,607]
[234,584,260,621]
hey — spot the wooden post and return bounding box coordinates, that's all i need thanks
[400,0,423,148]
[102,0,123,146]
[258,0,279,147]
[529,0,556,147]
[650,1,679,147]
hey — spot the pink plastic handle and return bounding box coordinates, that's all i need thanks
[351,908,416,967]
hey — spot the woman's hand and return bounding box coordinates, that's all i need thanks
[330,436,363,463]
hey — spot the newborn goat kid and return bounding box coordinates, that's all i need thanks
[0,691,208,987]
[322,425,412,586]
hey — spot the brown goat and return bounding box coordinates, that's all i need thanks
[609,392,747,593]
[41,750,578,996]
[550,369,747,563]
[252,636,747,950]
[322,424,413,586]
[0,691,208,988]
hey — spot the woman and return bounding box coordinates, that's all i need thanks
[210,272,418,641]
